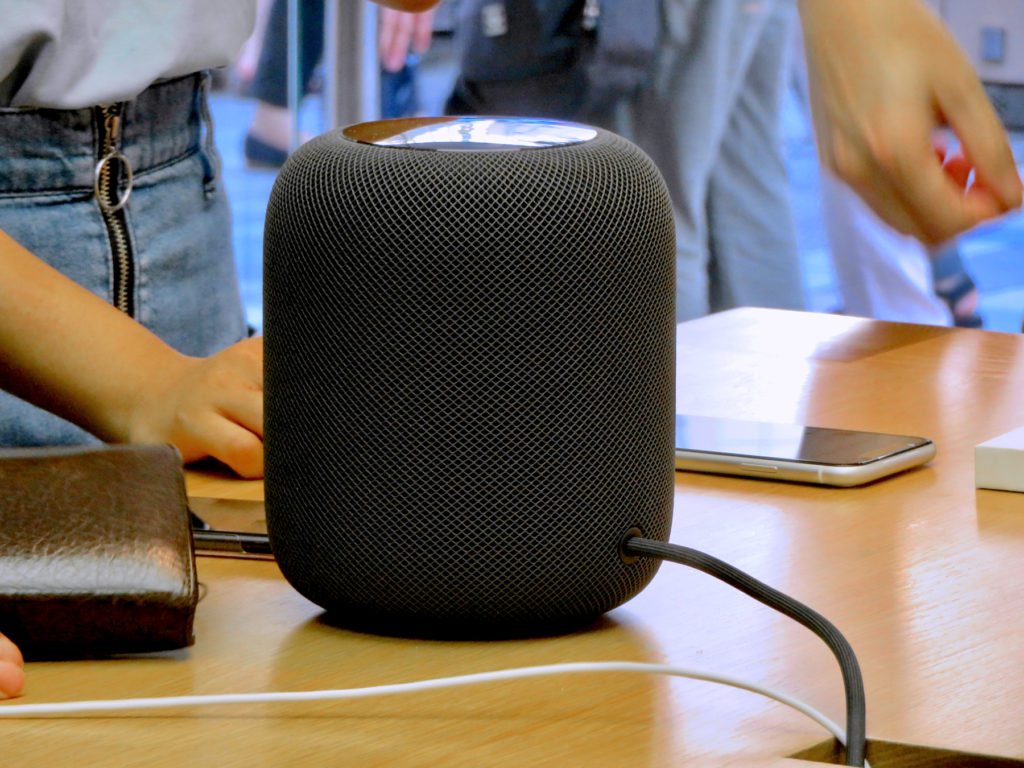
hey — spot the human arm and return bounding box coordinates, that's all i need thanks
[797,0,1022,245]
[0,230,263,478]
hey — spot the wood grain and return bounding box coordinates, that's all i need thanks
[7,308,1024,767]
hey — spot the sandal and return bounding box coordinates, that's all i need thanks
[932,246,984,329]
[934,272,983,328]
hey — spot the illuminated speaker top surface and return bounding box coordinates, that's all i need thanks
[341,115,599,152]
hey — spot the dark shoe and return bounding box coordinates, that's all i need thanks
[243,133,288,170]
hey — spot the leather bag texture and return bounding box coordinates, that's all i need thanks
[0,444,198,659]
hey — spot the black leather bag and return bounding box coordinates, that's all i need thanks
[0,444,198,659]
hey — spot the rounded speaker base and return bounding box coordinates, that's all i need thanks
[317,606,610,641]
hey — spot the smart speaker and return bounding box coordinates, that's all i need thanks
[263,117,675,636]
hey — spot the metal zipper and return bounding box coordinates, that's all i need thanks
[94,104,135,316]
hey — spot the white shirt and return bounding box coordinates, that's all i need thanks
[0,0,256,108]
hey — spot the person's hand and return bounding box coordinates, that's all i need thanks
[797,0,1023,245]
[0,632,24,699]
[126,336,264,479]
[379,6,436,73]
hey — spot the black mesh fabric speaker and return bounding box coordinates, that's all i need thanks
[263,117,675,636]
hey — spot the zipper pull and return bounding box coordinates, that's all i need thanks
[94,104,133,213]
[103,109,122,149]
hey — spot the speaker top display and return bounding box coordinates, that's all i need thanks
[341,115,599,152]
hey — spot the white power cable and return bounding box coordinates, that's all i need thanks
[0,660,868,765]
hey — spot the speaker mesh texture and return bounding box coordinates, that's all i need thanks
[264,124,676,634]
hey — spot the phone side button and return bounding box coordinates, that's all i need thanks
[739,462,779,474]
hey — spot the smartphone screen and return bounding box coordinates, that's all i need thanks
[674,415,935,486]
[675,415,927,465]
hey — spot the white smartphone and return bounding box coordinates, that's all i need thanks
[674,414,936,487]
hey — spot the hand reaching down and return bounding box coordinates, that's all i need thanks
[798,0,1023,244]
[127,336,264,479]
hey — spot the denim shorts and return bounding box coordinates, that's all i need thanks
[0,72,247,446]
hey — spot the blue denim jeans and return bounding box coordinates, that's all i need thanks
[0,72,247,445]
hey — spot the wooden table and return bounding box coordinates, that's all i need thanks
[8,308,1024,767]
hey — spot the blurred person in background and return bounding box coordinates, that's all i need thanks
[445,0,1020,323]
[447,0,807,322]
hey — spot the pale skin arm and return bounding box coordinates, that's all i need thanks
[797,0,1023,245]
[0,247,260,702]
[0,232,263,698]
[0,229,263,479]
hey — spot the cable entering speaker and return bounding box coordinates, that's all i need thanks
[621,535,867,768]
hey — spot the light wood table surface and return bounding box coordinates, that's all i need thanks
[8,308,1024,767]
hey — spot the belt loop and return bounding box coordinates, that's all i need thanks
[197,71,220,198]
